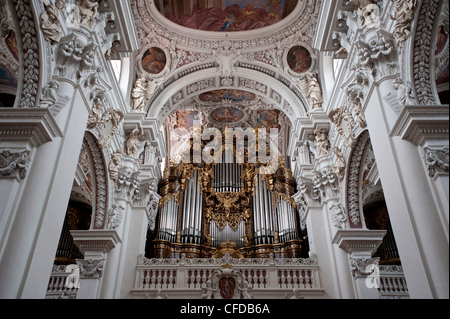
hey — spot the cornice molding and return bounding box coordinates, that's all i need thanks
[70,229,121,255]
[332,229,386,255]
[390,104,449,146]
[0,108,63,147]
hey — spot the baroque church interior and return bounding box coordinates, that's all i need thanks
[0,0,448,300]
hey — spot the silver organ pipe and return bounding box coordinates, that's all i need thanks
[155,139,302,258]
[177,170,203,245]
[275,196,297,243]
[158,196,178,242]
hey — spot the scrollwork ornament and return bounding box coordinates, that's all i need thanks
[0,149,31,182]
[350,257,379,278]
[76,258,104,279]
[423,146,449,178]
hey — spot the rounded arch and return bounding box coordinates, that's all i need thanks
[145,67,309,125]
[84,131,110,230]
[410,0,445,105]
[346,130,370,229]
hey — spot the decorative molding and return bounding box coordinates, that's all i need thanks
[390,105,449,146]
[347,131,370,227]
[84,133,109,229]
[12,0,40,108]
[137,252,319,267]
[412,0,441,105]
[332,229,386,255]
[0,108,63,147]
[70,229,121,255]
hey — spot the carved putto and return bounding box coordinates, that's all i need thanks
[305,72,323,112]
[40,2,62,53]
[391,0,418,48]
[40,80,59,108]
[350,0,381,28]
[349,100,367,128]
[131,74,158,112]
[314,129,330,157]
[125,127,145,157]
[74,0,99,29]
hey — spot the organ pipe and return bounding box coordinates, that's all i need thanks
[154,129,301,258]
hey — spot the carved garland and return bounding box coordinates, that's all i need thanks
[12,0,40,108]
[412,0,441,105]
[346,131,370,228]
[84,132,109,229]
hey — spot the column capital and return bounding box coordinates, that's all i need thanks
[332,229,386,256]
[0,108,63,147]
[70,229,121,259]
[390,104,449,146]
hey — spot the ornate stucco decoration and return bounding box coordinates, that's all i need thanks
[76,259,105,279]
[84,133,109,230]
[412,0,441,105]
[106,201,126,230]
[390,0,418,48]
[423,146,449,179]
[346,131,371,228]
[132,0,322,121]
[11,0,40,108]
[350,0,381,29]
[350,256,379,278]
[328,202,348,230]
[0,149,30,182]
[201,266,253,299]
[40,2,63,53]
[329,107,357,148]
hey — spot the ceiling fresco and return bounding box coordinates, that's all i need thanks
[154,0,298,31]
[199,89,257,102]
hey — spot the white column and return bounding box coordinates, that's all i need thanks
[0,79,91,299]
[365,81,449,299]
[71,230,121,299]
[333,229,386,299]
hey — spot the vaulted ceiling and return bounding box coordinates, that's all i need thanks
[131,0,322,160]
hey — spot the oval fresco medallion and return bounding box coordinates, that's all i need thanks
[142,47,167,74]
[156,0,299,32]
[287,46,312,74]
[199,89,256,103]
[210,107,245,123]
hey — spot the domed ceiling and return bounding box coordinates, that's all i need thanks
[154,0,298,32]
[131,0,322,161]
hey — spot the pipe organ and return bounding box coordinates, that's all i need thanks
[154,128,302,258]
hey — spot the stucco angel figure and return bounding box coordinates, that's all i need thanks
[314,129,330,157]
[306,72,323,111]
[391,0,418,47]
[87,97,104,129]
[40,2,62,53]
[75,0,99,29]
[40,80,59,108]
[125,127,144,157]
[350,0,380,28]
[131,74,158,112]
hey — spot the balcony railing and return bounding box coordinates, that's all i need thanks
[45,264,79,299]
[378,265,409,299]
[131,253,324,299]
